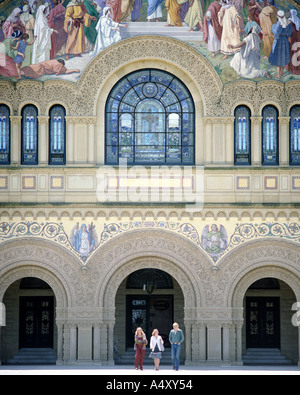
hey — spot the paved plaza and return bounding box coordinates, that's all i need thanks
[0,364,299,375]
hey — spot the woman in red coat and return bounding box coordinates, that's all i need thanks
[134,327,148,370]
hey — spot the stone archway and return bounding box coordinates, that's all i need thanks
[89,228,211,365]
[220,239,300,365]
[0,238,79,365]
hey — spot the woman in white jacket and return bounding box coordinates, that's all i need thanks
[150,329,164,370]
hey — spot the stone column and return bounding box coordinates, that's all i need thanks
[235,322,243,365]
[203,118,212,165]
[279,117,290,166]
[184,322,192,365]
[37,116,49,165]
[88,119,97,165]
[65,117,74,164]
[207,322,222,364]
[199,324,206,363]
[100,323,108,362]
[222,323,231,364]
[191,324,199,364]
[10,116,22,165]
[250,117,262,166]
[225,117,235,165]
[107,321,114,364]
[93,323,101,362]
[78,324,93,362]
[56,323,64,365]
[69,324,77,362]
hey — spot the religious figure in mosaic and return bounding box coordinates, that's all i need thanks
[201,224,228,260]
[70,222,98,257]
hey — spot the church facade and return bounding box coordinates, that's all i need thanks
[0,7,300,366]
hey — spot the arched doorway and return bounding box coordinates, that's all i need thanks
[242,276,298,364]
[114,269,184,354]
[2,277,56,364]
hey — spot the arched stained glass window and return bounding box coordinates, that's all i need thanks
[262,105,279,166]
[105,69,195,165]
[49,105,66,165]
[0,104,10,165]
[234,105,251,165]
[22,105,38,165]
[290,105,300,165]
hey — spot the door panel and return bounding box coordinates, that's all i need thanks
[19,296,54,348]
[246,297,280,349]
[126,295,173,348]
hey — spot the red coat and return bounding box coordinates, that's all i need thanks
[287,22,300,75]
[202,1,222,44]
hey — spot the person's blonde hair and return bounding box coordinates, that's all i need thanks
[152,328,159,336]
[135,327,145,336]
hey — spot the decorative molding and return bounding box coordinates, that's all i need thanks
[0,176,8,190]
[65,116,97,125]
[0,219,300,267]
[292,176,300,190]
[236,176,250,190]
[22,176,36,190]
[37,116,50,124]
[264,176,278,190]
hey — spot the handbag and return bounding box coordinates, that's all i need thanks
[160,337,164,352]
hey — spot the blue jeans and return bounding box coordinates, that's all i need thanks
[171,343,181,370]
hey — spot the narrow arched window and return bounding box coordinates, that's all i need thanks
[21,105,38,165]
[290,105,300,165]
[49,105,66,165]
[105,69,195,165]
[234,105,251,165]
[262,105,279,165]
[0,104,10,165]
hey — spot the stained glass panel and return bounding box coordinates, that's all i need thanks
[49,105,66,165]
[290,105,300,165]
[0,104,10,165]
[105,69,194,165]
[262,105,278,165]
[234,105,251,165]
[22,105,38,165]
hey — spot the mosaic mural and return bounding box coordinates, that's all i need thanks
[0,0,299,84]
[0,219,300,264]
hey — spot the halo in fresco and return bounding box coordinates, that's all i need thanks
[0,0,299,83]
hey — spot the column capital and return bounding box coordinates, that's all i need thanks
[203,117,234,124]
[65,116,97,125]
[37,115,50,124]
[278,116,290,125]
[250,116,263,124]
[10,115,22,125]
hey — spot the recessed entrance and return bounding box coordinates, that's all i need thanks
[126,269,174,348]
[126,295,173,348]
[19,296,54,348]
[246,296,280,349]
[245,278,281,349]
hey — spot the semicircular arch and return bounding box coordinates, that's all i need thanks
[218,239,300,309]
[0,238,80,307]
[89,228,212,311]
[77,35,222,117]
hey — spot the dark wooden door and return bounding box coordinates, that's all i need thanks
[246,297,280,349]
[126,295,173,348]
[19,296,54,348]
